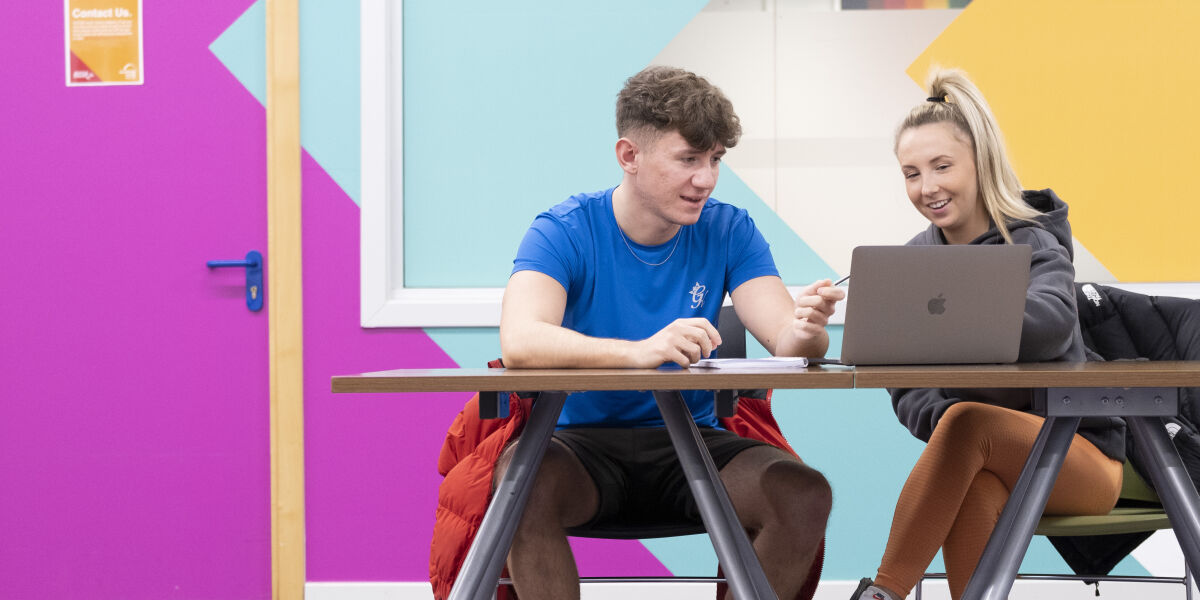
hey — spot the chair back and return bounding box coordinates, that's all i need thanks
[717,305,746,359]
[1120,460,1160,503]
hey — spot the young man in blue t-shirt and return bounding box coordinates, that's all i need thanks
[497,66,844,599]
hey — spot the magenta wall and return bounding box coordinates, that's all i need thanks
[0,0,470,593]
[301,156,469,580]
[0,3,273,598]
[0,3,667,596]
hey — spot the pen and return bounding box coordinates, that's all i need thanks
[834,274,850,286]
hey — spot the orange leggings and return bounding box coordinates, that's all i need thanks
[874,402,1122,600]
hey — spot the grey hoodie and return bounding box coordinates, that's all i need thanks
[890,189,1125,461]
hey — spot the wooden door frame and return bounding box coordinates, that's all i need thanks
[266,0,304,598]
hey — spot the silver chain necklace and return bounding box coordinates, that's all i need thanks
[617,226,682,267]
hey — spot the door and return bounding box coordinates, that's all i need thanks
[0,3,271,598]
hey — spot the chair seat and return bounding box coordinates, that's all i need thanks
[566,521,705,540]
[1035,506,1172,536]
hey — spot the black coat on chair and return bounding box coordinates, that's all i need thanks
[1049,282,1200,575]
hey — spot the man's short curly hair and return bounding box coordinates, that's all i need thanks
[616,66,742,150]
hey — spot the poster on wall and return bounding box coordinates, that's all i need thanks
[64,0,143,86]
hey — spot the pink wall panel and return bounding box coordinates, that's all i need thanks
[300,156,467,580]
[0,3,270,598]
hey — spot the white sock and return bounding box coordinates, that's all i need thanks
[858,585,897,600]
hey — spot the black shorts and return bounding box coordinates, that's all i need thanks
[551,427,770,529]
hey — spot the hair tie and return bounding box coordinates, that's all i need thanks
[927,95,946,103]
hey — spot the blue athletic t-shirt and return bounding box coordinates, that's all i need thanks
[511,187,779,428]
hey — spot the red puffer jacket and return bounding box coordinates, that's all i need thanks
[430,385,824,600]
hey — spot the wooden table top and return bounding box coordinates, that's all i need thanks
[853,360,1200,389]
[331,361,1200,394]
[331,365,855,393]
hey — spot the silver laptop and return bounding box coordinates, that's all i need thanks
[839,245,1032,366]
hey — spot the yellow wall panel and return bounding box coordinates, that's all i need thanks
[908,0,1200,281]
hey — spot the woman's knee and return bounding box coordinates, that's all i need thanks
[935,402,1003,446]
[940,401,989,428]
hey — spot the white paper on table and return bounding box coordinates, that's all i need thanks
[690,357,809,369]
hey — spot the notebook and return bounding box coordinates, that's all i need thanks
[691,357,809,369]
[839,244,1032,366]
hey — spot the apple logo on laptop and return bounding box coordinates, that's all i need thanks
[927,293,946,315]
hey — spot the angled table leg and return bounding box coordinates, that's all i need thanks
[1127,416,1200,573]
[963,385,1184,600]
[654,390,778,600]
[448,391,568,600]
[960,414,1081,600]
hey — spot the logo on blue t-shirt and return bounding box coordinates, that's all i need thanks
[689,282,708,309]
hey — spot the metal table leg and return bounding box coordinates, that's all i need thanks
[961,415,1081,600]
[654,391,778,600]
[1127,416,1200,574]
[448,391,568,600]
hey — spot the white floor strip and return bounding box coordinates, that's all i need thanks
[306,577,1195,599]
[305,582,430,600]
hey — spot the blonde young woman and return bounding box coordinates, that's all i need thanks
[851,69,1126,600]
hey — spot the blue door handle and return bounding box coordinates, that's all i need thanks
[207,250,264,311]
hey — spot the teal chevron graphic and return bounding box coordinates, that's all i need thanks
[210,0,361,202]
[210,1,265,105]
[713,169,835,284]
